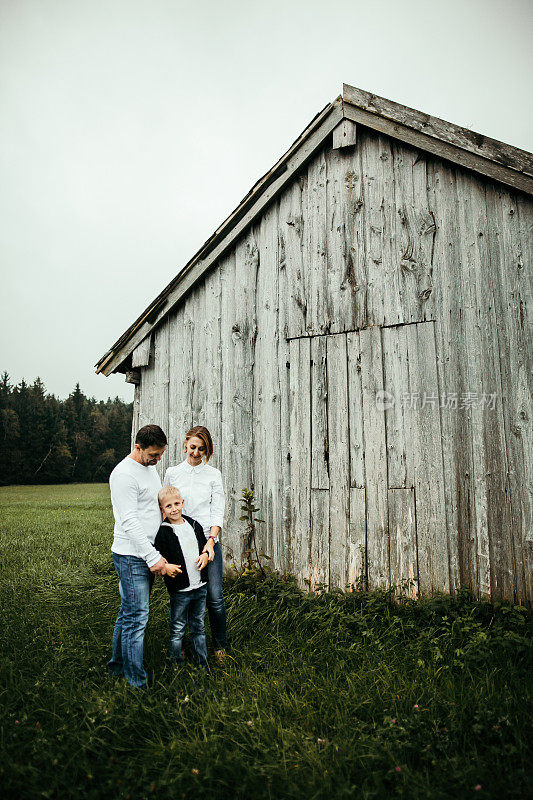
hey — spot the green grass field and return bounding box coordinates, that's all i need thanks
[0,484,531,800]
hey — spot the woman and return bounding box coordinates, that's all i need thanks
[163,425,227,662]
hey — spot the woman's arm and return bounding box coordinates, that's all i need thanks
[209,472,225,535]
[195,551,210,569]
[203,472,225,561]
[203,526,220,562]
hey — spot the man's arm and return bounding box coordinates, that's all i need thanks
[150,557,168,575]
[111,471,165,569]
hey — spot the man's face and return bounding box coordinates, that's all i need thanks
[137,444,166,466]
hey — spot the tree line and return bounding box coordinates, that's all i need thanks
[0,372,133,485]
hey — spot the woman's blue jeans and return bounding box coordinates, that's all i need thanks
[206,541,227,649]
[108,554,154,688]
[169,584,208,667]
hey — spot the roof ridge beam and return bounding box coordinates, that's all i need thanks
[342,83,533,194]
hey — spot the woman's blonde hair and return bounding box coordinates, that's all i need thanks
[183,426,213,462]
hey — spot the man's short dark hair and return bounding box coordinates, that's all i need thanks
[135,424,167,449]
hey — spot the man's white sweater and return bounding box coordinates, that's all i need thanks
[110,456,162,567]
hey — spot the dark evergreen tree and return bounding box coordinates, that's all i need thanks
[0,374,132,485]
[0,373,20,485]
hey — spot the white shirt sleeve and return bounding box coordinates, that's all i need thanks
[162,468,172,488]
[209,471,225,531]
[110,471,162,567]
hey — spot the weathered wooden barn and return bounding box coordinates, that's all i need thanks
[97,84,533,604]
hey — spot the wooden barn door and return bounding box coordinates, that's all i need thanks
[289,321,449,595]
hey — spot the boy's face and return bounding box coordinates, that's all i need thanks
[160,495,185,523]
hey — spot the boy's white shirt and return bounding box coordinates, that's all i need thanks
[109,456,163,567]
[163,459,225,544]
[164,520,207,592]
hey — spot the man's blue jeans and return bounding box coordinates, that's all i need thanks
[108,554,154,688]
[206,542,227,649]
[169,584,208,667]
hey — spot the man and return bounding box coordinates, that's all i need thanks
[107,424,172,688]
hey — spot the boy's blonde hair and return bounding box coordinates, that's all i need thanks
[158,485,183,507]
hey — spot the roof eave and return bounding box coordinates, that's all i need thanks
[96,95,345,376]
[96,84,533,378]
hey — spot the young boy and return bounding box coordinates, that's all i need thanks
[155,486,210,669]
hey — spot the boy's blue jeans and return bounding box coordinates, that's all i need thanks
[108,554,154,688]
[206,542,227,649]
[169,584,208,667]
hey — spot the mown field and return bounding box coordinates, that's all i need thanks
[0,484,531,800]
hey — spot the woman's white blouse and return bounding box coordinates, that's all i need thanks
[163,459,225,542]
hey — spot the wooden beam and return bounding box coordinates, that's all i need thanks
[343,85,533,195]
[131,333,152,367]
[333,119,357,149]
[125,370,140,385]
[98,100,344,376]
[343,84,533,177]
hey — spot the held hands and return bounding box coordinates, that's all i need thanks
[203,539,215,563]
[163,563,182,578]
[149,558,182,578]
[196,552,210,569]
[149,557,168,575]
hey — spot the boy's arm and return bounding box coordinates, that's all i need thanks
[111,472,164,569]
[164,563,182,577]
[154,529,182,577]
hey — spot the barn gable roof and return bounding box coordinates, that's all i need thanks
[96,83,533,377]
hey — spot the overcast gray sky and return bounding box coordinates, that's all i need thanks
[1,0,532,402]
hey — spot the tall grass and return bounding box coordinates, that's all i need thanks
[0,484,531,800]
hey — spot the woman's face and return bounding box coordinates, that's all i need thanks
[185,436,206,465]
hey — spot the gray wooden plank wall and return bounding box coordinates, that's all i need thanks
[131,127,532,604]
